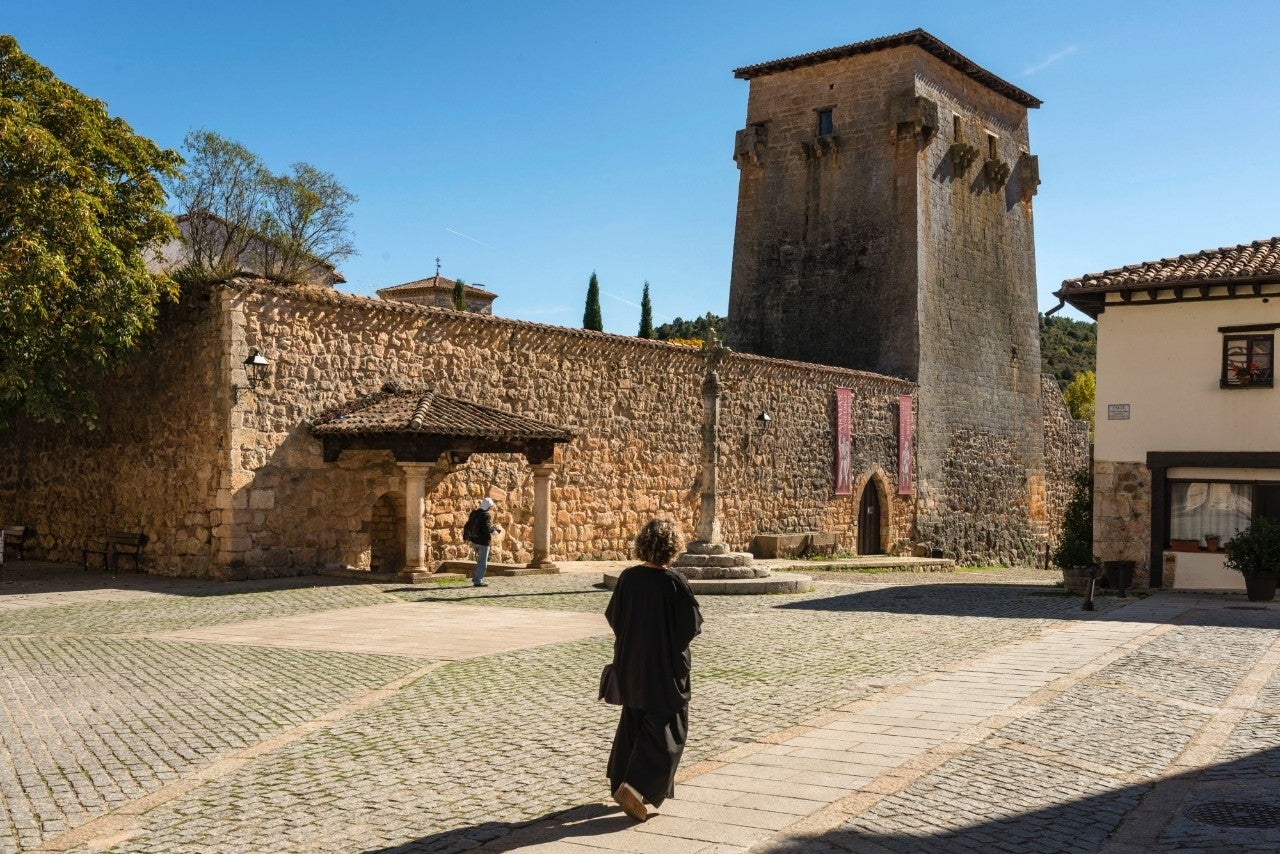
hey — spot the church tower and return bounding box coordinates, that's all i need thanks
[726,30,1048,562]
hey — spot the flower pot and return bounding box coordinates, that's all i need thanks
[1204,537,1221,552]
[1102,560,1135,590]
[1245,571,1278,602]
[1170,539,1200,553]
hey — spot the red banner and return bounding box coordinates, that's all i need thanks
[834,388,852,495]
[898,395,914,495]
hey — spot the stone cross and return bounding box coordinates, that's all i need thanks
[695,330,728,544]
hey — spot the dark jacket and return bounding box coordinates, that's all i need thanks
[464,508,498,546]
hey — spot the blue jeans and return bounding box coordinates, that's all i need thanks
[471,543,490,584]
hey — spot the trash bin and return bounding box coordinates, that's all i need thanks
[1102,560,1135,590]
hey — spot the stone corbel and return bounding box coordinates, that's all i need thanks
[1017,153,1041,202]
[949,142,979,175]
[984,158,1011,186]
[798,140,815,161]
[815,134,839,157]
[734,125,766,169]
[891,93,938,142]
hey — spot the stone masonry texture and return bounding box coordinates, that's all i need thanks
[0,281,913,578]
[725,42,1067,565]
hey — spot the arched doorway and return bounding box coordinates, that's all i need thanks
[858,480,883,555]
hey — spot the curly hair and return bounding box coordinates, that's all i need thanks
[633,518,682,566]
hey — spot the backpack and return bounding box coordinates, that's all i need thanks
[462,509,483,544]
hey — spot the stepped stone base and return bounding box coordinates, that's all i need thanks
[672,540,773,582]
[603,570,813,595]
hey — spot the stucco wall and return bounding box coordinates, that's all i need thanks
[216,280,916,577]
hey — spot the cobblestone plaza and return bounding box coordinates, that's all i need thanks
[2,564,1277,853]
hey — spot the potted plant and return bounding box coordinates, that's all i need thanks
[1169,537,1200,552]
[1054,469,1096,593]
[1204,533,1221,552]
[1223,517,1280,602]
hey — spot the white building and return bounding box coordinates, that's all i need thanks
[1058,237,1280,591]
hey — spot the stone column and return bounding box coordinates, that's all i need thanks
[400,462,433,573]
[528,463,557,569]
[696,333,728,545]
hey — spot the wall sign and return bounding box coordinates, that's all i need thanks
[834,387,852,495]
[1107,403,1131,421]
[898,395,915,495]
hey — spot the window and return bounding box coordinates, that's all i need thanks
[953,115,962,140]
[1169,481,1280,545]
[816,109,834,137]
[987,133,998,159]
[1221,333,1274,388]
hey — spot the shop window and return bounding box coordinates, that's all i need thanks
[1221,333,1273,388]
[1169,481,1280,545]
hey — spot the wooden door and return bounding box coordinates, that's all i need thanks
[858,481,882,555]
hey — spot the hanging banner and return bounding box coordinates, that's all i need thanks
[834,387,852,495]
[898,395,914,495]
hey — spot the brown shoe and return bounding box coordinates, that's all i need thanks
[612,783,648,822]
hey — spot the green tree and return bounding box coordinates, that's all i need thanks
[0,35,181,427]
[1063,369,1096,434]
[257,161,356,282]
[638,281,654,338]
[451,277,467,311]
[655,312,725,342]
[169,131,356,285]
[1053,469,1095,569]
[583,271,603,331]
[167,129,268,277]
[1040,313,1097,389]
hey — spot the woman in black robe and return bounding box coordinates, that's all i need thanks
[604,518,703,822]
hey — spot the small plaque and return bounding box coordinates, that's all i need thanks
[1107,403,1131,421]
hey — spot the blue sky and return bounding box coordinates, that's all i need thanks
[9,1,1279,331]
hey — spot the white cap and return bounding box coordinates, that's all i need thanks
[479,498,495,510]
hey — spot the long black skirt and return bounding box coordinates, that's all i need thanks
[607,705,688,808]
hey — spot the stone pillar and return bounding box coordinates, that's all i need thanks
[528,463,557,569]
[400,462,433,573]
[696,334,727,545]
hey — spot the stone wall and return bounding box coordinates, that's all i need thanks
[0,294,227,576]
[1093,460,1152,585]
[215,280,915,576]
[1042,374,1092,555]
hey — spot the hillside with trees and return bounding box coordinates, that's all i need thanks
[1040,313,1096,390]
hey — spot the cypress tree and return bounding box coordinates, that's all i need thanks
[638,281,654,338]
[583,271,603,331]
[451,278,467,311]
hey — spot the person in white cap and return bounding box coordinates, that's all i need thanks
[462,497,502,587]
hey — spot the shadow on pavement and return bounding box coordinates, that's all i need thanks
[773,583,1279,627]
[365,748,1280,853]
[361,803,631,853]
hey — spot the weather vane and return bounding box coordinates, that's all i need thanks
[435,257,441,277]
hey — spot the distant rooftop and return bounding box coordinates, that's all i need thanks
[377,275,496,298]
[732,28,1041,109]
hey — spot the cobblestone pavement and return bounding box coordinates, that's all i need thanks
[0,563,1276,853]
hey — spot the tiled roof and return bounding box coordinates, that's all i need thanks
[309,384,573,441]
[377,275,496,298]
[732,29,1042,109]
[1060,237,1280,294]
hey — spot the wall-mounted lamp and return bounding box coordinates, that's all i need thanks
[243,348,269,389]
[756,412,772,427]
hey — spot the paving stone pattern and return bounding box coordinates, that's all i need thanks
[0,568,1275,854]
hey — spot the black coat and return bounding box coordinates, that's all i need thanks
[605,564,703,715]
[464,508,498,546]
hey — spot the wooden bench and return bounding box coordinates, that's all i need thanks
[2,525,28,561]
[82,531,147,573]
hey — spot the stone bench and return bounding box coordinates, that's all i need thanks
[749,532,838,559]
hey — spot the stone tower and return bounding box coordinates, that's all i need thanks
[726,30,1048,562]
